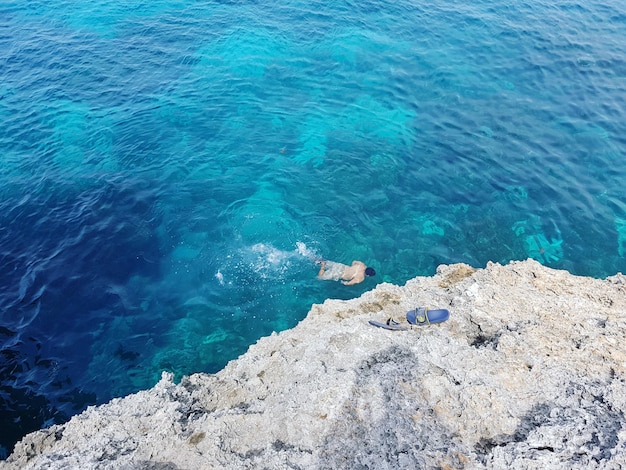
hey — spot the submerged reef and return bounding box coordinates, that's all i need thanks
[4,259,626,469]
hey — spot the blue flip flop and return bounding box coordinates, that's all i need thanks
[406,307,450,326]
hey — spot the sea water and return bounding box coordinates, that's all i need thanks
[1,0,625,457]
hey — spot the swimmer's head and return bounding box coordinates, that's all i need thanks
[365,267,376,277]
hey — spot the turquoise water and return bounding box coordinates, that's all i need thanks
[1,0,625,457]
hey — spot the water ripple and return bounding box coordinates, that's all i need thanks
[1,0,626,458]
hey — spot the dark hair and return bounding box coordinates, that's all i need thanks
[365,267,376,277]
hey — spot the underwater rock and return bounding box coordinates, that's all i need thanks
[4,259,626,469]
[616,217,626,258]
[512,217,564,264]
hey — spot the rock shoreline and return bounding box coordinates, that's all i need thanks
[3,259,626,469]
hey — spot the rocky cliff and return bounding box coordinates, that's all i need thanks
[4,259,626,469]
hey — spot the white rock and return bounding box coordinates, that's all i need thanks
[3,260,626,469]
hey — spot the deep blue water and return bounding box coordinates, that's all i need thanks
[1,0,625,458]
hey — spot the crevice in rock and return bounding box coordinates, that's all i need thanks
[272,440,313,455]
[470,333,501,349]
[133,461,180,470]
[474,385,625,465]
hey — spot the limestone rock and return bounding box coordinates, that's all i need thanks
[3,259,626,469]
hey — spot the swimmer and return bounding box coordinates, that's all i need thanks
[317,259,376,286]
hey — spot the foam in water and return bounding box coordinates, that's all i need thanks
[296,241,320,261]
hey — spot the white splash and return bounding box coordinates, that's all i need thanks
[295,241,319,261]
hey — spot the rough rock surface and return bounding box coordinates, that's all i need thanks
[3,259,626,469]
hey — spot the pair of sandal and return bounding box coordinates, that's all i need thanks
[369,307,450,330]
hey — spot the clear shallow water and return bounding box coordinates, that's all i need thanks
[1,0,625,457]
